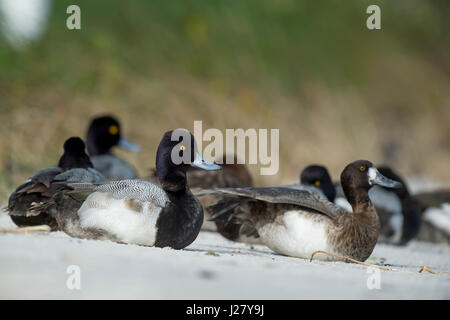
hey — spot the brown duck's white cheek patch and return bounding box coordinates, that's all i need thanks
[367,167,377,185]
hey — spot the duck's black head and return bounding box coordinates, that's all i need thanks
[58,137,93,170]
[341,160,402,208]
[156,129,221,192]
[300,165,336,202]
[86,115,141,156]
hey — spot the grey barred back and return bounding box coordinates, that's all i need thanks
[94,179,169,207]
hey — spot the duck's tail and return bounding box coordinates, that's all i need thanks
[194,189,260,239]
[208,199,242,224]
[27,182,98,218]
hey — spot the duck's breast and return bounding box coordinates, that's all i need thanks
[257,210,332,260]
[78,191,162,246]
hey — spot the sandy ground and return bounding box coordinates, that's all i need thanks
[0,212,449,300]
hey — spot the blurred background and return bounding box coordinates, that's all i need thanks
[0,0,449,200]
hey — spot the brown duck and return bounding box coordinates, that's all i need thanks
[204,160,401,261]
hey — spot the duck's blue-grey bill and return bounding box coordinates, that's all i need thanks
[192,152,221,170]
[369,167,402,189]
[118,137,141,152]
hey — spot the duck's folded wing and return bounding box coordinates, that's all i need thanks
[92,179,170,208]
[281,184,328,200]
[15,168,62,194]
[196,187,347,220]
[7,168,63,226]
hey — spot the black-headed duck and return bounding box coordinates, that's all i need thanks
[299,165,336,202]
[205,160,401,261]
[7,137,106,230]
[87,115,141,180]
[32,129,221,249]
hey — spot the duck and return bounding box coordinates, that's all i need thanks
[301,165,422,245]
[7,137,107,230]
[413,189,450,244]
[86,115,141,180]
[30,129,221,249]
[297,165,336,202]
[204,160,401,261]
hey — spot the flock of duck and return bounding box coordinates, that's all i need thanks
[4,115,450,263]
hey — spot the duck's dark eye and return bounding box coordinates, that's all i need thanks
[314,180,321,187]
[360,166,366,172]
[109,125,119,135]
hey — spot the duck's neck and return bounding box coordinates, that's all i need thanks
[87,138,111,156]
[344,186,373,213]
[58,152,93,170]
[335,186,380,261]
[159,170,187,194]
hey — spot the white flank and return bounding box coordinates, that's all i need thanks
[78,192,161,246]
[423,203,450,235]
[258,210,332,260]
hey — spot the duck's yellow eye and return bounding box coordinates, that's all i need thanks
[180,145,186,151]
[360,166,366,172]
[109,125,119,135]
[314,180,321,187]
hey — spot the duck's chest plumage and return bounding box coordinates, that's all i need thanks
[154,191,204,249]
[327,209,380,261]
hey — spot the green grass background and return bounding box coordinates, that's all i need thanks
[0,0,449,200]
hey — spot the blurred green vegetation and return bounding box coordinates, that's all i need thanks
[0,0,450,200]
[1,0,449,94]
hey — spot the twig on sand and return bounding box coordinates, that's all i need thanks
[310,250,450,276]
[0,225,51,234]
